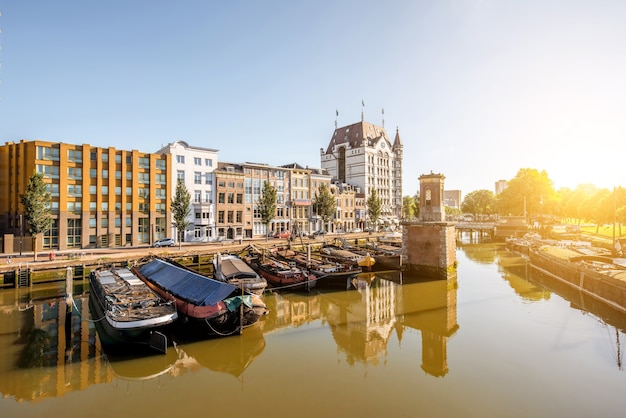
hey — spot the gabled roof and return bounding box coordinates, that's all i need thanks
[325,121,390,154]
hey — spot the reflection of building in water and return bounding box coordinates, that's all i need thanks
[396,275,459,377]
[0,291,112,402]
[259,293,322,333]
[324,275,397,365]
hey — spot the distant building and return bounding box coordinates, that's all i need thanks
[495,179,507,194]
[444,190,462,210]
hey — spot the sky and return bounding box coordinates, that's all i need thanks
[1,0,625,197]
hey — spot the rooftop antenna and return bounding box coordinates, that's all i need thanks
[382,107,385,128]
[335,109,338,129]
[361,99,365,122]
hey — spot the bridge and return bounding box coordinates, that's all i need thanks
[455,222,496,241]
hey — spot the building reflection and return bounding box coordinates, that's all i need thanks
[0,269,460,401]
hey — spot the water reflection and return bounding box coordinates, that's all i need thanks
[0,269,461,402]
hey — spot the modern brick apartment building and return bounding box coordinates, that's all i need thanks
[0,140,171,252]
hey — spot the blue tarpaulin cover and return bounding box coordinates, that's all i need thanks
[140,259,238,307]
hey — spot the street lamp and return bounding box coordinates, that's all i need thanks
[19,213,23,256]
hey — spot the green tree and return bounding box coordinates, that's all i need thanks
[257,181,277,241]
[367,188,382,231]
[461,189,496,220]
[20,171,52,261]
[171,178,191,249]
[402,195,417,220]
[495,168,557,220]
[312,183,336,233]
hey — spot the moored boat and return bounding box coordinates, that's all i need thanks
[243,250,316,292]
[132,258,268,340]
[213,252,268,295]
[89,265,178,353]
[270,247,362,284]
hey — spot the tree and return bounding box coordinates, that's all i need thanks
[20,171,52,261]
[402,195,417,220]
[257,181,277,241]
[461,189,496,220]
[312,183,336,233]
[367,188,382,231]
[171,178,191,249]
[495,168,556,220]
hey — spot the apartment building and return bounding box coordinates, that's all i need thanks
[157,141,218,242]
[321,119,403,220]
[0,140,171,252]
[330,182,361,233]
[213,162,245,240]
[309,168,332,232]
[238,162,290,238]
[281,163,312,235]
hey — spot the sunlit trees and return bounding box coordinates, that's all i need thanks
[461,189,496,220]
[402,195,418,220]
[496,168,557,219]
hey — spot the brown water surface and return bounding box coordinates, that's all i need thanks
[1,242,625,417]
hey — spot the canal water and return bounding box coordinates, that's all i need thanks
[1,241,626,417]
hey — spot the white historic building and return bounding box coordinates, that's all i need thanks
[320,119,403,222]
[157,140,218,242]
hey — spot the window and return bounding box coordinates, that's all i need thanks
[115,154,122,163]
[139,157,150,168]
[102,186,108,195]
[47,183,59,197]
[126,172,132,180]
[138,172,149,184]
[126,187,132,196]
[156,173,166,184]
[236,211,242,223]
[102,153,109,162]
[102,202,108,211]
[37,146,60,161]
[90,168,97,178]
[89,217,96,227]
[67,201,82,213]
[236,194,243,204]
[194,172,202,184]
[68,167,82,179]
[194,190,201,203]
[89,202,97,211]
[67,184,82,197]
[37,165,60,179]
[68,149,82,162]
[102,169,108,179]
[101,217,108,227]
[177,170,185,180]
[156,188,166,199]
[218,211,225,223]
[227,211,234,223]
[205,158,213,167]
[156,159,166,170]
[228,193,234,204]
[115,170,121,179]
[176,155,185,164]
[194,157,201,165]
[218,193,225,204]
[205,173,212,185]
[115,186,121,195]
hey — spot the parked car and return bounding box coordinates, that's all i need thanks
[153,237,175,247]
[274,231,291,239]
[350,228,362,233]
[310,230,324,237]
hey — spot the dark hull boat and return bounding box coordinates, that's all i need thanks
[89,265,178,353]
[132,258,268,341]
[270,247,362,288]
[243,252,316,292]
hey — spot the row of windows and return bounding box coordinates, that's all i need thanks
[176,155,214,167]
[46,184,166,199]
[217,211,243,223]
[37,146,166,169]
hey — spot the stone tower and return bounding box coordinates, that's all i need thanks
[401,172,456,278]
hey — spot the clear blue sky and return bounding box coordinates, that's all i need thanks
[1,1,625,197]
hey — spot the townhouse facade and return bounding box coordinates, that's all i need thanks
[0,140,171,252]
[157,141,218,242]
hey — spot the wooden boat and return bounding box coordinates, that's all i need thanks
[270,247,362,283]
[320,242,376,271]
[89,265,178,353]
[243,250,316,292]
[213,252,268,295]
[132,258,268,340]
